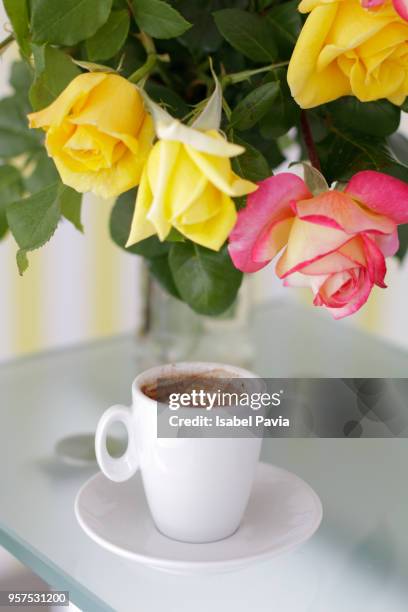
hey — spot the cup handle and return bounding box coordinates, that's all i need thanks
[95,405,139,482]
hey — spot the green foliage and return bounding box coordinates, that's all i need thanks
[86,10,130,61]
[397,225,408,261]
[30,46,81,111]
[31,0,113,46]
[60,186,83,232]
[145,82,189,119]
[318,127,394,183]
[6,182,62,274]
[24,151,59,194]
[232,137,270,182]
[230,82,279,131]
[131,0,192,39]
[148,255,181,299]
[388,133,408,165]
[0,165,24,239]
[296,162,328,195]
[259,68,300,138]
[214,9,277,63]
[169,242,243,315]
[176,0,226,56]
[266,0,302,58]
[3,0,30,57]
[109,190,169,258]
[0,0,407,304]
[0,97,38,157]
[327,98,401,138]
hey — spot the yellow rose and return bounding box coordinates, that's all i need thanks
[28,73,154,198]
[287,0,408,108]
[126,81,257,251]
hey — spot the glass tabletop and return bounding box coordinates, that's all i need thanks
[1,301,407,612]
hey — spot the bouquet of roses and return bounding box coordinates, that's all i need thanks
[2,0,408,319]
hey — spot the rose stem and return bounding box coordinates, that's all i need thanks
[300,110,321,172]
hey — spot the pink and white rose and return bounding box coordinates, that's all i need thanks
[228,171,408,319]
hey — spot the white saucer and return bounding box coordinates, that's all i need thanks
[75,462,322,574]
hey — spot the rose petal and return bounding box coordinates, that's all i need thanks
[252,218,294,263]
[361,0,386,7]
[361,234,387,287]
[338,237,367,266]
[228,173,310,273]
[374,229,400,257]
[185,139,257,197]
[311,268,374,319]
[345,171,408,224]
[294,189,395,235]
[276,217,350,278]
[28,72,106,128]
[393,0,408,21]
[326,270,374,319]
[300,250,356,275]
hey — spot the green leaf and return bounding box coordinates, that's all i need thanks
[318,128,393,183]
[71,59,117,73]
[259,68,299,138]
[328,98,401,137]
[213,9,277,63]
[230,82,279,131]
[145,82,189,119]
[148,255,180,299]
[241,130,285,169]
[7,182,61,249]
[0,165,24,239]
[3,0,30,56]
[266,0,301,58]
[10,61,33,101]
[109,189,169,257]
[16,250,29,274]
[169,242,242,316]
[0,97,41,158]
[297,162,329,195]
[380,161,408,182]
[6,182,62,273]
[60,185,83,232]
[30,46,81,111]
[131,0,192,39]
[397,224,408,261]
[31,0,113,46]
[166,228,185,242]
[388,133,408,165]
[86,10,130,61]
[385,164,408,260]
[24,151,59,194]
[232,137,270,182]
[399,98,408,112]
[176,0,224,56]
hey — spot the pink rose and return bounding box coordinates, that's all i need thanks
[228,171,408,319]
[361,0,408,22]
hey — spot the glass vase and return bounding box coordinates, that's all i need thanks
[136,266,255,369]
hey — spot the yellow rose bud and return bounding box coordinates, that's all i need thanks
[28,73,154,198]
[126,130,257,251]
[287,0,408,108]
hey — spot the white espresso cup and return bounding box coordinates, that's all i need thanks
[95,362,262,543]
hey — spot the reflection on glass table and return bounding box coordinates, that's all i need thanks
[0,302,407,612]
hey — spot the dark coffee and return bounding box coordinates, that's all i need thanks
[141,369,244,407]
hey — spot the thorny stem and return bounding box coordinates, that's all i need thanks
[300,110,321,171]
[221,61,289,88]
[128,53,157,83]
[128,32,158,83]
[0,34,14,53]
